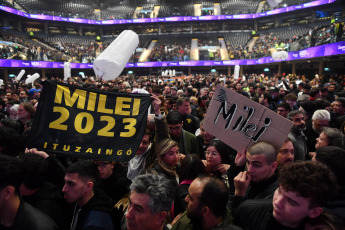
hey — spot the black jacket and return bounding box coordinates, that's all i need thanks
[324,186,345,226]
[234,199,304,230]
[95,165,131,229]
[152,163,178,188]
[71,189,114,230]
[96,164,131,203]
[229,174,278,217]
[174,183,190,218]
[0,198,59,230]
[22,181,64,229]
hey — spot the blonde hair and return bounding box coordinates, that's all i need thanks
[189,96,198,106]
[155,138,179,176]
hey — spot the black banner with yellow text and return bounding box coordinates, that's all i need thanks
[27,80,152,161]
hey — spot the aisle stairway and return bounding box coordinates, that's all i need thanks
[133,7,142,18]
[4,0,27,12]
[247,36,259,52]
[218,37,229,60]
[152,5,160,18]
[190,38,199,61]
[213,3,221,15]
[139,39,157,62]
[256,1,266,13]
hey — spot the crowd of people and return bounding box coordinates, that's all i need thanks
[51,41,97,63]
[0,33,70,62]
[0,70,345,229]
[2,19,343,64]
[149,43,191,62]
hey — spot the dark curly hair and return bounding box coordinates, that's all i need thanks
[279,161,338,208]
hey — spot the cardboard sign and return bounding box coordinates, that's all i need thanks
[27,80,152,161]
[204,85,293,152]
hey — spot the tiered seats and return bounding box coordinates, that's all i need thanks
[224,33,251,48]
[2,0,329,19]
[221,0,259,15]
[101,5,134,20]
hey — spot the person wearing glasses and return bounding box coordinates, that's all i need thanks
[165,111,199,156]
[202,139,235,189]
[277,137,295,167]
[276,102,291,118]
[153,94,199,156]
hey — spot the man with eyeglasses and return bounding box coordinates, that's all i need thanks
[165,111,198,155]
[276,102,291,118]
[277,138,294,166]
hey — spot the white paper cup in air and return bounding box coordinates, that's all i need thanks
[234,65,240,80]
[93,30,139,81]
[26,73,40,84]
[16,69,25,81]
[64,62,71,81]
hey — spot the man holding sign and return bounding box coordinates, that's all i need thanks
[202,85,291,216]
[203,85,293,157]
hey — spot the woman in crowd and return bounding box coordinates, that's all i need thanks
[152,138,180,188]
[202,139,235,188]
